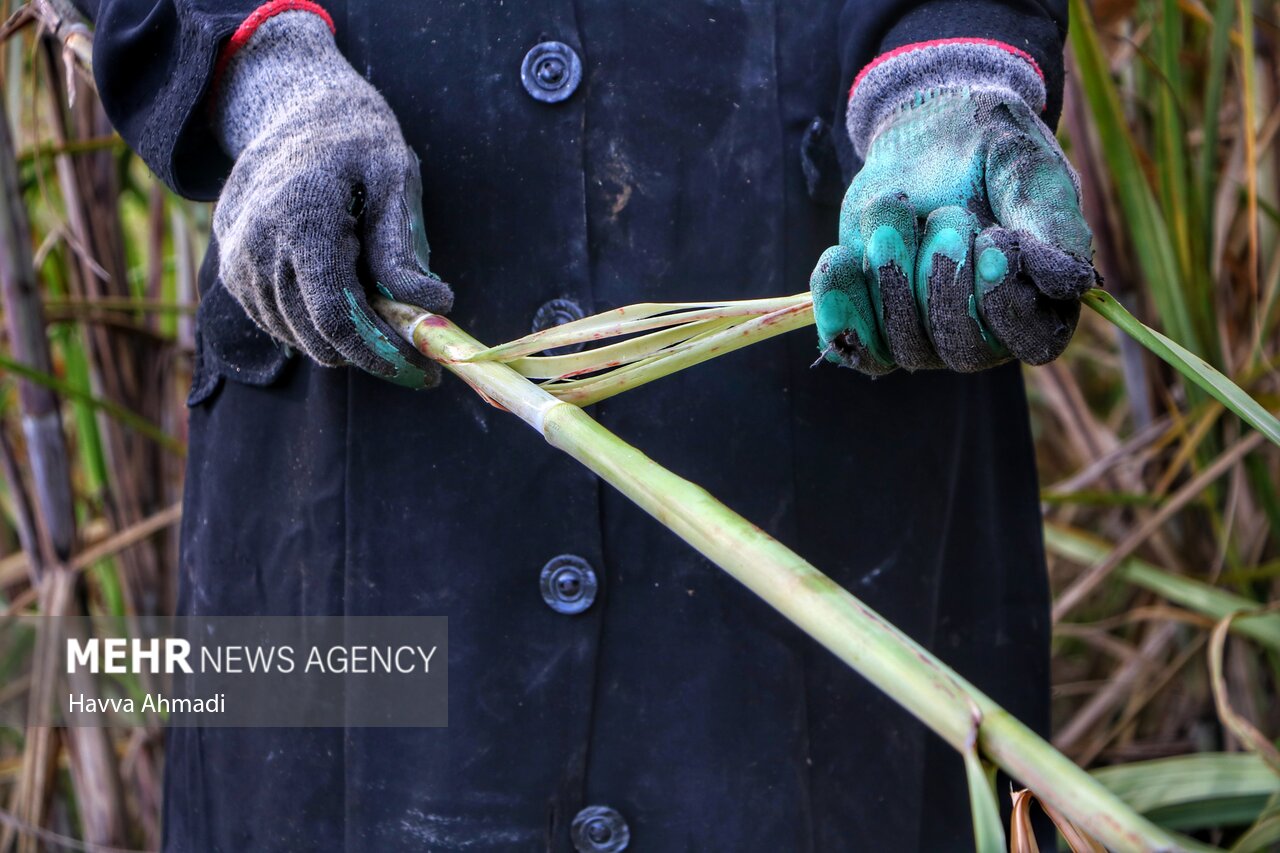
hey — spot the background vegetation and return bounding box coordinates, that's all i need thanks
[0,0,1276,849]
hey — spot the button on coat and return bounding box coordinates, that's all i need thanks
[521,41,582,103]
[541,554,598,615]
[570,805,630,852]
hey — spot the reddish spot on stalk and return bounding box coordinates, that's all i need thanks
[761,307,800,326]
[469,386,508,412]
[561,360,623,379]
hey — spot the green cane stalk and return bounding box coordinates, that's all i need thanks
[375,294,1223,853]
[457,290,1280,451]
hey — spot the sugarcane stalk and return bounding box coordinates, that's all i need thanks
[0,60,127,850]
[375,297,1207,853]
[477,294,813,405]
[545,301,813,406]
[472,290,1280,451]
[0,75,74,563]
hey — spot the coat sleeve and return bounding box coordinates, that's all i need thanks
[71,0,283,200]
[833,0,1068,174]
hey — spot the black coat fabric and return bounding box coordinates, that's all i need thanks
[78,1,1068,849]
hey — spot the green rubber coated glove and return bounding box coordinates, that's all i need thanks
[812,48,1097,375]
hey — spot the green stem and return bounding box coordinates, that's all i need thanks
[374,297,1206,853]
[1045,522,1280,652]
[504,289,1280,454]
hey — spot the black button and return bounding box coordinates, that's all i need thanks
[540,555,598,615]
[570,805,629,852]
[521,41,582,103]
[532,298,587,355]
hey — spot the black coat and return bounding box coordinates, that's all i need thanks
[79,1,1068,849]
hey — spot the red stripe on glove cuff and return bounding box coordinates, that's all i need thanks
[850,37,1045,101]
[214,0,336,87]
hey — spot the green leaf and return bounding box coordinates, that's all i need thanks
[0,353,185,456]
[1155,0,1192,278]
[1040,489,1163,508]
[57,325,107,497]
[1197,0,1235,222]
[964,741,1006,853]
[1069,0,1204,359]
[1092,753,1280,830]
[1231,793,1280,852]
[1084,290,1280,448]
[1045,523,1280,652]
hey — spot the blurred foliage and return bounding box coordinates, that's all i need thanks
[1032,0,1280,848]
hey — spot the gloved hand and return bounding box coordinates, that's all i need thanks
[211,9,452,388]
[811,42,1097,375]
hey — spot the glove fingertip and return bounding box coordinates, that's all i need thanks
[1018,233,1099,301]
[974,227,1081,366]
[378,270,455,315]
[810,245,896,375]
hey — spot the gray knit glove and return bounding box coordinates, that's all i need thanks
[211,11,452,388]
